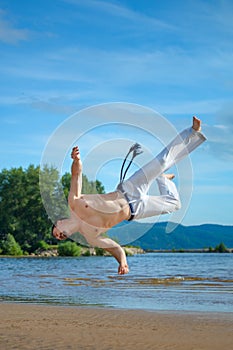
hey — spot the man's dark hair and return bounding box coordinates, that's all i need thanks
[51,217,69,237]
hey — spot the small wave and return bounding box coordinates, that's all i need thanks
[59,275,233,290]
[134,276,233,287]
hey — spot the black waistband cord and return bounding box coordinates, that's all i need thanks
[119,143,143,183]
[119,143,143,221]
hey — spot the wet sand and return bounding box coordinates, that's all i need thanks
[0,303,232,350]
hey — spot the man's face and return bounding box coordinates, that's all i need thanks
[52,220,68,240]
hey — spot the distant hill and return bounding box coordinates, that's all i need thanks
[111,222,233,250]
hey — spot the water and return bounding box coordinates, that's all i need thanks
[1,253,233,313]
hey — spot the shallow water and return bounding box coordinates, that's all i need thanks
[1,253,233,312]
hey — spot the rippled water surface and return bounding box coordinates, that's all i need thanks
[1,253,233,312]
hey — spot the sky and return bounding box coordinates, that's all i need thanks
[1,0,233,227]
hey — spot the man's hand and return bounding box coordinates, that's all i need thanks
[69,146,83,199]
[71,146,82,176]
[71,146,81,161]
[118,263,129,275]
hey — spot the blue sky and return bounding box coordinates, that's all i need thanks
[1,0,233,226]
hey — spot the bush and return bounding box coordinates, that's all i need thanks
[36,240,50,251]
[82,249,91,256]
[1,233,23,256]
[94,247,105,256]
[58,241,82,256]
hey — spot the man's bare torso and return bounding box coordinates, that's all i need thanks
[70,191,130,234]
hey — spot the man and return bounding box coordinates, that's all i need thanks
[52,116,206,274]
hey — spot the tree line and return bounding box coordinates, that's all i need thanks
[0,165,105,255]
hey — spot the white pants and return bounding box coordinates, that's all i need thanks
[117,127,207,220]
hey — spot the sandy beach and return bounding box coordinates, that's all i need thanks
[0,303,232,350]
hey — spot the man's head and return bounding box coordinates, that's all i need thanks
[52,218,69,240]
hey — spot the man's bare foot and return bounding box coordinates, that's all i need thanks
[192,116,201,132]
[118,264,129,275]
[162,173,175,180]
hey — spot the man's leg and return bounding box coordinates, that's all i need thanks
[135,174,181,219]
[123,117,206,196]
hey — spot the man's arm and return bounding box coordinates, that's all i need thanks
[84,235,129,275]
[104,246,129,275]
[68,146,83,206]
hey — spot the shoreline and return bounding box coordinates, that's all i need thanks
[1,300,233,317]
[1,303,232,350]
[0,247,233,258]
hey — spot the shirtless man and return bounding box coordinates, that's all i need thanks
[52,116,206,274]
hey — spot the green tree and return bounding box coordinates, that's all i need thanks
[0,165,105,254]
[95,180,105,194]
[81,174,105,194]
[215,242,228,253]
[40,165,69,226]
[1,234,23,256]
[58,241,82,256]
[61,172,71,199]
[0,165,52,252]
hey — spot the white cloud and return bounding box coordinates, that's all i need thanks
[0,9,30,44]
[155,99,229,116]
[28,99,77,115]
[195,184,233,195]
[63,0,176,31]
[200,0,233,32]
[3,44,232,91]
[204,105,233,161]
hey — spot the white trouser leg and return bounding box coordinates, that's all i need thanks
[122,127,206,196]
[118,127,206,219]
[136,176,181,219]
